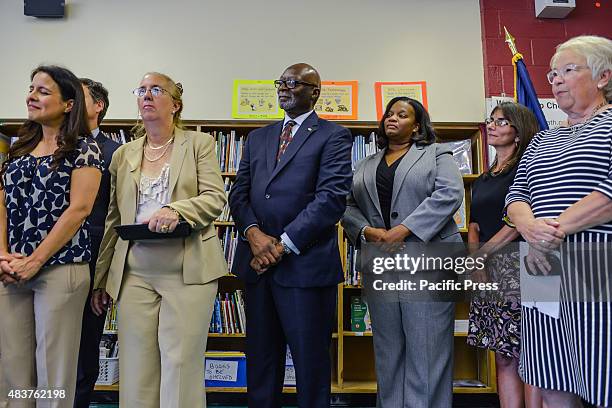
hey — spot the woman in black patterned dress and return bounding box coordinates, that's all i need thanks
[467,102,542,407]
[0,65,102,407]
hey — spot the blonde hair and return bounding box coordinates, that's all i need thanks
[131,72,185,139]
[551,35,612,101]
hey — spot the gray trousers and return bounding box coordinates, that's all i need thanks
[369,299,455,408]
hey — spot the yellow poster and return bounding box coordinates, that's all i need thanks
[314,81,358,120]
[232,80,283,119]
[374,81,428,119]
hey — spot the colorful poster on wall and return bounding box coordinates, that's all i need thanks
[232,80,283,119]
[314,81,358,120]
[374,81,428,119]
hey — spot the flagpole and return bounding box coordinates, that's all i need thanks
[504,26,519,57]
[502,27,549,130]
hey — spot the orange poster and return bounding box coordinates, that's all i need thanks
[374,81,428,119]
[314,81,358,120]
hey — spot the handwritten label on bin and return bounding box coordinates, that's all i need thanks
[205,359,239,382]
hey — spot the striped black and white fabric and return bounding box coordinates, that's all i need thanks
[506,107,612,407]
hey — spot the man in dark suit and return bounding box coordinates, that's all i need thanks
[229,63,353,408]
[74,78,120,408]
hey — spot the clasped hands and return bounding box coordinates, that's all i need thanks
[363,225,411,249]
[245,227,285,274]
[519,218,566,276]
[0,253,43,287]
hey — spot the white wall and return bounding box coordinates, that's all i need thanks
[0,0,485,122]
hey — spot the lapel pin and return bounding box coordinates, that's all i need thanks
[307,127,312,132]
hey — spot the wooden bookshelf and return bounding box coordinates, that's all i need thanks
[343,331,373,337]
[208,333,246,338]
[0,118,496,396]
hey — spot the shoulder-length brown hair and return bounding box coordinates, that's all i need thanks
[0,65,90,188]
[487,101,540,177]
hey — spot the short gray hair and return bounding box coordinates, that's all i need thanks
[551,35,612,101]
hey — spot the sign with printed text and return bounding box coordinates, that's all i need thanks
[232,80,284,119]
[485,96,568,163]
[374,81,428,119]
[314,81,359,120]
[486,96,567,129]
[205,359,239,382]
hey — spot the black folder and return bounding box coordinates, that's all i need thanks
[114,221,192,240]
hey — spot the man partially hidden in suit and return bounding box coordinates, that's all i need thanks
[74,79,120,408]
[229,63,353,408]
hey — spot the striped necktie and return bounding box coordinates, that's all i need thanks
[277,120,296,161]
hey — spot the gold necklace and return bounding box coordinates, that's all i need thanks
[489,160,511,177]
[568,101,608,135]
[143,138,173,162]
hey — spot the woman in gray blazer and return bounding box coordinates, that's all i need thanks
[342,97,464,408]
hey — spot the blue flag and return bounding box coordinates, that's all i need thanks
[513,54,549,130]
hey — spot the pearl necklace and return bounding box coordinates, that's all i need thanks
[146,136,174,150]
[144,137,174,162]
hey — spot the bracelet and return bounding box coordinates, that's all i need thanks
[163,206,181,220]
[502,214,515,228]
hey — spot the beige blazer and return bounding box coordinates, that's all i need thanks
[93,128,228,300]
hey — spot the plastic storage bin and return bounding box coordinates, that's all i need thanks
[204,351,247,388]
[96,357,119,385]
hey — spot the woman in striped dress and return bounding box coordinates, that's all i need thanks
[506,35,612,408]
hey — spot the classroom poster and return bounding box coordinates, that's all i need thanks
[374,81,428,119]
[314,81,358,120]
[232,80,283,119]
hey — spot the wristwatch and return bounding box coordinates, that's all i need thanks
[280,240,292,255]
[359,227,368,243]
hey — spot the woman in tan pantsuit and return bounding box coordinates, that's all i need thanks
[91,72,227,408]
[0,65,102,408]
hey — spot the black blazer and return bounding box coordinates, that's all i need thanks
[88,131,120,239]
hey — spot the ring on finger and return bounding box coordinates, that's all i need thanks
[160,224,169,232]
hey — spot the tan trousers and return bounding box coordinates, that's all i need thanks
[117,271,217,408]
[0,263,90,408]
[0,347,6,408]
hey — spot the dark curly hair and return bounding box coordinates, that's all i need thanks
[377,96,436,149]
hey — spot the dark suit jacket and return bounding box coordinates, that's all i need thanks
[88,131,120,240]
[229,112,353,287]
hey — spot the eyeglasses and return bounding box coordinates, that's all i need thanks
[485,117,512,127]
[546,64,589,84]
[132,86,169,98]
[274,79,318,89]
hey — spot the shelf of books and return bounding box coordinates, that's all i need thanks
[0,118,494,395]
